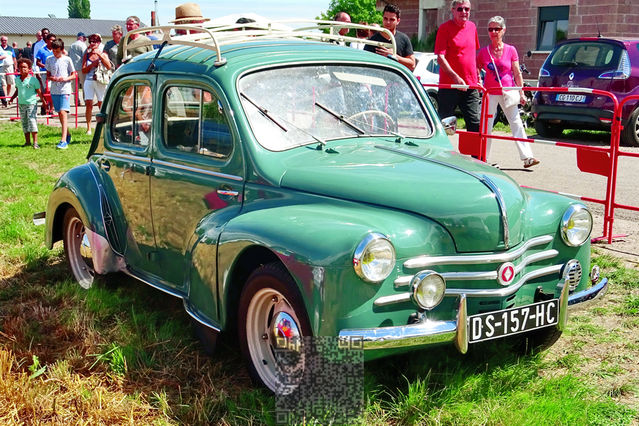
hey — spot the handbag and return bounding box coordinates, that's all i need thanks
[94,60,114,85]
[489,49,520,109]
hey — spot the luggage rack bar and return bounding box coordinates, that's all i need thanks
[122,20,397,67]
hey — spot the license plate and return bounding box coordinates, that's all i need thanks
[468,299,559,343]
[556,94,586,103]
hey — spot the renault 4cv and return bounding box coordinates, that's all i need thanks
[39,21,608,393]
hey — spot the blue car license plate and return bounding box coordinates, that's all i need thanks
[468,299,559,343]
[556,93,586,103]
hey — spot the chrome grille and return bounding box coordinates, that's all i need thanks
[375,235,564,307]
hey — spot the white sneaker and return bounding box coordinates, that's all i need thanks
[86,129,92,135]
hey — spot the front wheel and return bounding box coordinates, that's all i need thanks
[621,107,639,147]
[515,326,563,354]
[238,263,312,394]
[63,208,95,289]
[534,119,563,138]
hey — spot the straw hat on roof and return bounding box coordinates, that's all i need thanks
[169,3,211,24]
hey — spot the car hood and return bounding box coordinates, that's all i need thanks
[278,142,526,252]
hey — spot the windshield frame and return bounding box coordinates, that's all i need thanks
[236,60,435,152]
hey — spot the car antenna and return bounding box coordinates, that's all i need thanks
[595,17,602,38]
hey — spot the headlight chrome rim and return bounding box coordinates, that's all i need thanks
[410,270,446,310]
[353,233,396,283]
[560,204,593,247]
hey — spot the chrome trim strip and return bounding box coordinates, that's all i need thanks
[403,235,553,269]
[394,248,559,288]
[379,263,563,306]
[374,293,411,306]
[124,268,222,332]
[480,174,509,248]
[153,159,244,181]
[104,151,152,163]
[568,278,608,311]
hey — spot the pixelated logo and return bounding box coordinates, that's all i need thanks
[275,336,364,424]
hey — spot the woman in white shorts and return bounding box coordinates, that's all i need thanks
[82,33,111,135]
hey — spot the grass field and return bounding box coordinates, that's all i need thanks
[0,120,638,424]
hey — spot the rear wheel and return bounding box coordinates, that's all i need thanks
[621,107,639,147]
[238,263,311,394]
[62,208,95,289]
[534,119,563,138]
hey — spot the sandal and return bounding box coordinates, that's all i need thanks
[523,157,540,168]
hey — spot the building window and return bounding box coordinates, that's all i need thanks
[537,6,569,51]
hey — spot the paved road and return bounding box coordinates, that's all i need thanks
[449,131,639,264]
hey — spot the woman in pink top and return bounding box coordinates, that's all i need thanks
[477,16,539,168]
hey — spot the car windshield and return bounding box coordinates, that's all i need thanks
[239,64,433,151]
[550,42,623,68]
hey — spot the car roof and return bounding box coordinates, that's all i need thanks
[557,37,639,48]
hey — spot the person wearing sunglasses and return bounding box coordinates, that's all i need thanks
[477,16,539,168]
[434,0,481,135]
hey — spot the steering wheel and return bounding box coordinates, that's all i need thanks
[348,110,397,133]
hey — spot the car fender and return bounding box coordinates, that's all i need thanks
[45,162,124,274]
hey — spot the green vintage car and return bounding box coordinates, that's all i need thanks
[41,22,607,393]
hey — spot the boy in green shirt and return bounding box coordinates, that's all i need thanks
[10,58,47,149]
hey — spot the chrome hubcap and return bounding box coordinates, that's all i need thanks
[66,216,95,289]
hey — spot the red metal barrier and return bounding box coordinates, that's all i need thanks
[2,70,79,128]
[422,81,635,245]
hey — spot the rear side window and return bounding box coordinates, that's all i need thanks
[550,42,622,68]
[110,84,153,146]
[163,86,233,159]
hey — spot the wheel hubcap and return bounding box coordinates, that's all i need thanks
[66,217,95,289]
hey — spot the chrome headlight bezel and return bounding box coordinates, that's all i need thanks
[353,233,396,283]
[410,270,446,310]
[560,204,593,247]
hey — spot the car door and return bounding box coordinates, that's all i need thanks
[99,76,158,273]
[149,79,244,295]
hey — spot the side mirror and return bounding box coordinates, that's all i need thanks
[441,116,457,136]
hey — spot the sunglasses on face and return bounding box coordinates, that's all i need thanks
[488,27,502,32]
[456,7,471,12]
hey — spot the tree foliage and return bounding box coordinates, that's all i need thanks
[318,0,383,28]
[68,0,90,19]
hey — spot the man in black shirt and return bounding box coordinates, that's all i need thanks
[364,4,415,71]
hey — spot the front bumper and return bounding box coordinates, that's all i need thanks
[533,104,614,127]
[338,278,608,352]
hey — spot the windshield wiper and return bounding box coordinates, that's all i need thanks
[314,102,365,135]
[241,92,288,132]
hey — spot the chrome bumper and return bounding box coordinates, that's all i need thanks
[338,278,608,352]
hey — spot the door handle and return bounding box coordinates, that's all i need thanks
[99,158,110,172]
[217,189,239,197]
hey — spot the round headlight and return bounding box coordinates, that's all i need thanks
[560,205,593,247]
[353,233,396,283]
[411,271,446,310]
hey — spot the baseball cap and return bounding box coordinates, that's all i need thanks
[77,32,86,37]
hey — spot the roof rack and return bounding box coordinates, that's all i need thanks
[122,20,397,67]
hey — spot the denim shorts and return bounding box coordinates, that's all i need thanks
[19,104,38,133]
[51,94,70,112]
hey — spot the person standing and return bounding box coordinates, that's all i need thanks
[477,16,539,168]
[364,4,415,71]
[104,25,123,66]
[82,34,111,135]
[0,36,17,100]
[116,15,152,66]
[69,32,87,105]
[434,0,481,133]
[33,28,48,71]
[9,58,48,149]
[21,41,33,62]
[46,39,76,149]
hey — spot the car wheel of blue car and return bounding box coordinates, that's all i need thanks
[238,263,312,394]
[534,119,563,139]
[621,107,639,147]
[63,208,95,289]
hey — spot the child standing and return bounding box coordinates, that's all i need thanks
[9,58,47,149]
[45,39,76,149]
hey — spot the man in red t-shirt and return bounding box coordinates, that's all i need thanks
[434,0,481,132]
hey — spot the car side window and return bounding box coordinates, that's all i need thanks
[163,86,232,158]
[110,84,153,146]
